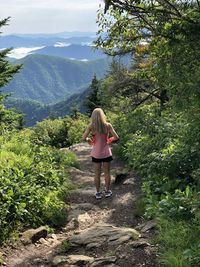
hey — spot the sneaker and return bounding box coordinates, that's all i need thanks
[105,190,112,198]
[95,192,102,200]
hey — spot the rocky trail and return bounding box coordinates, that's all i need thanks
[1,143,159,267]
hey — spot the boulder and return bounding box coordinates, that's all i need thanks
[21,226,48,245]
[69,223,140,248]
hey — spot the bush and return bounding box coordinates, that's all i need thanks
[109,103,200,265]
[0,130,78,244]
[31,114,89,148]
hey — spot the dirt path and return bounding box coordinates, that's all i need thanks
[1,143,159,267]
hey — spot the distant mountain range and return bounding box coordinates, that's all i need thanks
[3,54,109,104]
[10,32,96,38]
[34,44,106,60]
[0,32,96,48]
[2,32,132,126]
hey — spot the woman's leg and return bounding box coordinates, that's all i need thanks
[94,162,101,192]
[103,161,111,191]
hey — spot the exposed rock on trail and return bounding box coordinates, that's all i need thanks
[1,143,159,267]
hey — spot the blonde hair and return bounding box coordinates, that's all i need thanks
[91,108,108,134]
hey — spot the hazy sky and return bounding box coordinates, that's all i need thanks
[0,0,103,34]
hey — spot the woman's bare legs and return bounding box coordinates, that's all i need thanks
[94,162,101,192]
[103,162,111,191]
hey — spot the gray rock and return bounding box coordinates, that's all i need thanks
[67,255,94,265]
[52,255,94,266]
[130,240,150,248]
[90,256,117,267]
[38,237,49,245]
[123,178,135,185]
[69,223,140,248]
[21,226,48,245]
[52,255,68,266]
[141,220,157,233]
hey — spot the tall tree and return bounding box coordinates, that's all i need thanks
[0,17,23,133]
[85,74,101,115]
[0,18,22,89]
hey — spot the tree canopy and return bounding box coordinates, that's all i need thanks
[96,0,200,110]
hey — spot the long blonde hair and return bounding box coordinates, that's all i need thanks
[91,108,108,134]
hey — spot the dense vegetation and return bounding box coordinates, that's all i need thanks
[0,110,88,245]
[92,1,200,266]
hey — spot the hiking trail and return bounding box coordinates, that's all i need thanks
[1,143,159,267]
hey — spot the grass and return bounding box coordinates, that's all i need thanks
[154,217,200,267]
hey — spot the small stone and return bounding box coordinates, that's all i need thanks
[141,220,157,233]
[52,255,68,266]
[51,234,57,240]
[90,256,117,267]
[38,238,49,245]
[123,178,135,185]
[67,255,94,265]
[130,240,150,248]
[52,255,94,266]
[77,212,92,224]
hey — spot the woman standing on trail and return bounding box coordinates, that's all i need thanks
[82,108,119,200]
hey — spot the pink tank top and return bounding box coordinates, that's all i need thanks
[91,133,112,159]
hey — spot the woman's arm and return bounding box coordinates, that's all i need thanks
[108,123,119,141]
[82,124,93,144]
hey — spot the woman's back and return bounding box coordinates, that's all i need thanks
[91,124,112,159]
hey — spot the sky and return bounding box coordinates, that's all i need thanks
[0,0,103,34]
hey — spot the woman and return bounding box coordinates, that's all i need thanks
[82,108,119,199]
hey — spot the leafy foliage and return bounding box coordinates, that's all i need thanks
[0,17,23,133]
[96,2,200,264]
[0,130,78,244]
[32,114,89,148]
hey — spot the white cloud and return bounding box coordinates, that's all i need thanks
[54,42,71,47]
[7,46,45,59]
[0,0,104,34]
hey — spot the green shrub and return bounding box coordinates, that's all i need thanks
[0,130,78,244]
[109,103,200,265]
[32,117,71,148]
[31,114,89,148]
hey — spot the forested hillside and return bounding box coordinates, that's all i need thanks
[5,87,90,126]
[2,54,109,103]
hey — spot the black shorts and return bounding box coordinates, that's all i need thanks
[92,156,113,163]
